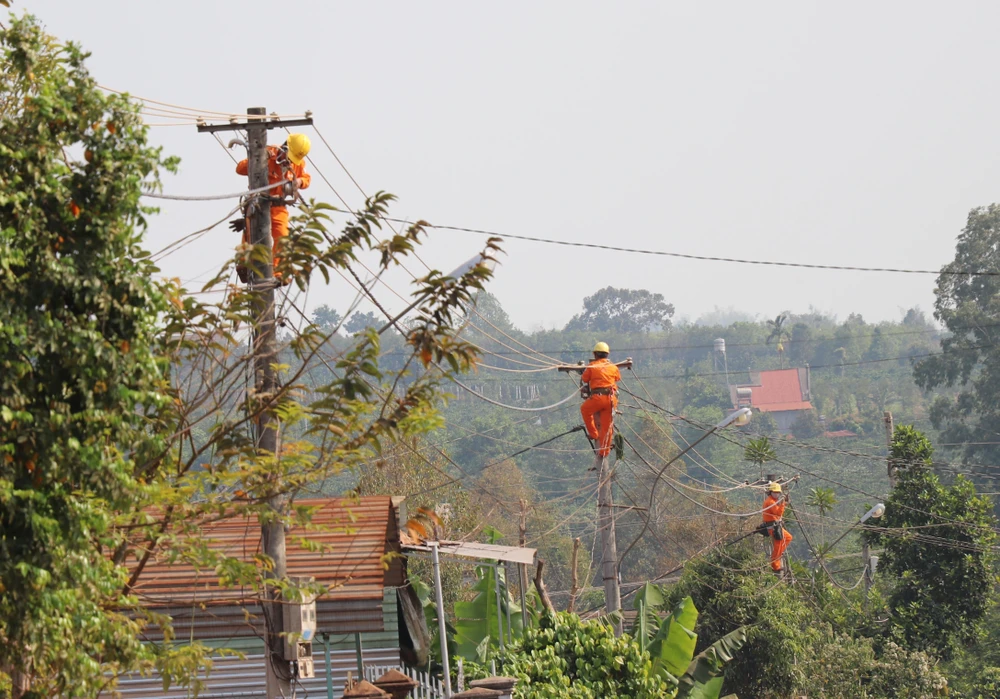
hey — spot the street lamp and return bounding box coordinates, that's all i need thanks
[826,502,885,551]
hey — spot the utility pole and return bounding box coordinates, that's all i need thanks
[862,541,872,610]
[597,452,622,635]
[198,108,313,697]
[557,359,632,636]
[518,499,529,631]
[884,411,895,487]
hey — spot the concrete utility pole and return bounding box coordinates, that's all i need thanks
[556,358,632,636]
[884,411,895,487]
[596,452,622,636]
[198,108,313,697]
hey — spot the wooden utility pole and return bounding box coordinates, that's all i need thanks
[518,499,529,630]
[884,411,895,487]
[198,108,313,697]
[597,453,622,636]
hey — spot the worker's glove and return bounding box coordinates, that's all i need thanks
[229,218,246,233]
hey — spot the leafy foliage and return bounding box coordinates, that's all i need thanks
[0,15,191,695]
[913,204,1000,470]
[564,286,675,334]
[0,13,503,695]
[500,612,669,699]
[863,425,997,659]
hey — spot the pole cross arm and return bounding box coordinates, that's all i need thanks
[196,117,314,134]
[557,357,633,373]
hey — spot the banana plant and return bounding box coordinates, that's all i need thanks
[633,586,748,699]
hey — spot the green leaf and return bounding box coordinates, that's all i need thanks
[676,626,748,699]
[648,596,699,680]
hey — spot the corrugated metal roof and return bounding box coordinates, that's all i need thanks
[132,496,401,639]
[115,648,401,698]
[404,541,537,565]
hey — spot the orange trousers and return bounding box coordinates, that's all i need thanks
[581,394,617,457]
[769,526,793,571]
[240,207,289,273]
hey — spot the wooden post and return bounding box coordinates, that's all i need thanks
[597,453,622,635]
[884,411,895,487]
[518,499,529,629]
[567,537,580,614]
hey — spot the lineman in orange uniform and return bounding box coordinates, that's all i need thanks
[581,342,621,458]
[233,133,312,282]
[762,482,793,574]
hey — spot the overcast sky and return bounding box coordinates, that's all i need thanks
[28,1,1000,331]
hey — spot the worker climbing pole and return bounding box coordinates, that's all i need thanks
[559,344,633,636]
[580,341,622,458]
[231,132,312,284]
[198,109,313,697]
[760,481,794,578]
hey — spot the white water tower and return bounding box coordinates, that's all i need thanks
[713,338,731,397]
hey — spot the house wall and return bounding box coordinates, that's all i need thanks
[772,410,804,432]
[114,589,403,698]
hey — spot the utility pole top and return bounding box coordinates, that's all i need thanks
[195,114,314,134]
[558,358,633,373]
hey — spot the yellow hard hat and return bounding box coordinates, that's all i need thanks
[593,341,610,354]
[286,133,311,165]
[767,482,782,493]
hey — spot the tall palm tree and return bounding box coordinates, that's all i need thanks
[744,436,776,480]
[766,313,791,368]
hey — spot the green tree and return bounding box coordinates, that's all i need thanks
[311,303,342,331]
[743,436,776,480]
[564,286,675,334]
[765,313,790,367]
[344,309,381,333]
[0,16,189,695]
[0,14,501,695]
[863,425,997,659]
[914,204,1000,470]
[786,321,813,364]
[665,543,950,697]
[790,410,823,439]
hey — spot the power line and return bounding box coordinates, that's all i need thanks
[387,218,1000,277]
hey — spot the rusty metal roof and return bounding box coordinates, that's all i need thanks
[132,496,402,638]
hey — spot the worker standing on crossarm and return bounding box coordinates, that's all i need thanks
[581,342,621,458]
[232,133,312,282]
[762,482,793,574]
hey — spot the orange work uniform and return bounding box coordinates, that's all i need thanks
[762,492,793,572]
[235,146,311,272]
[580,358,622,458]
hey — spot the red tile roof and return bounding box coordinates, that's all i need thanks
[739,368,812,413]
[824,430,858,438]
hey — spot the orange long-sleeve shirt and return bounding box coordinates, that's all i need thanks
[762,493,786,523]
[236,146,311,200]
[581,358,621,391]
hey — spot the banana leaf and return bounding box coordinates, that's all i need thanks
[647,596,699,680]
[676,626,748,699]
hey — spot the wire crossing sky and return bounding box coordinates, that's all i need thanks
[36,1,1000,330]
